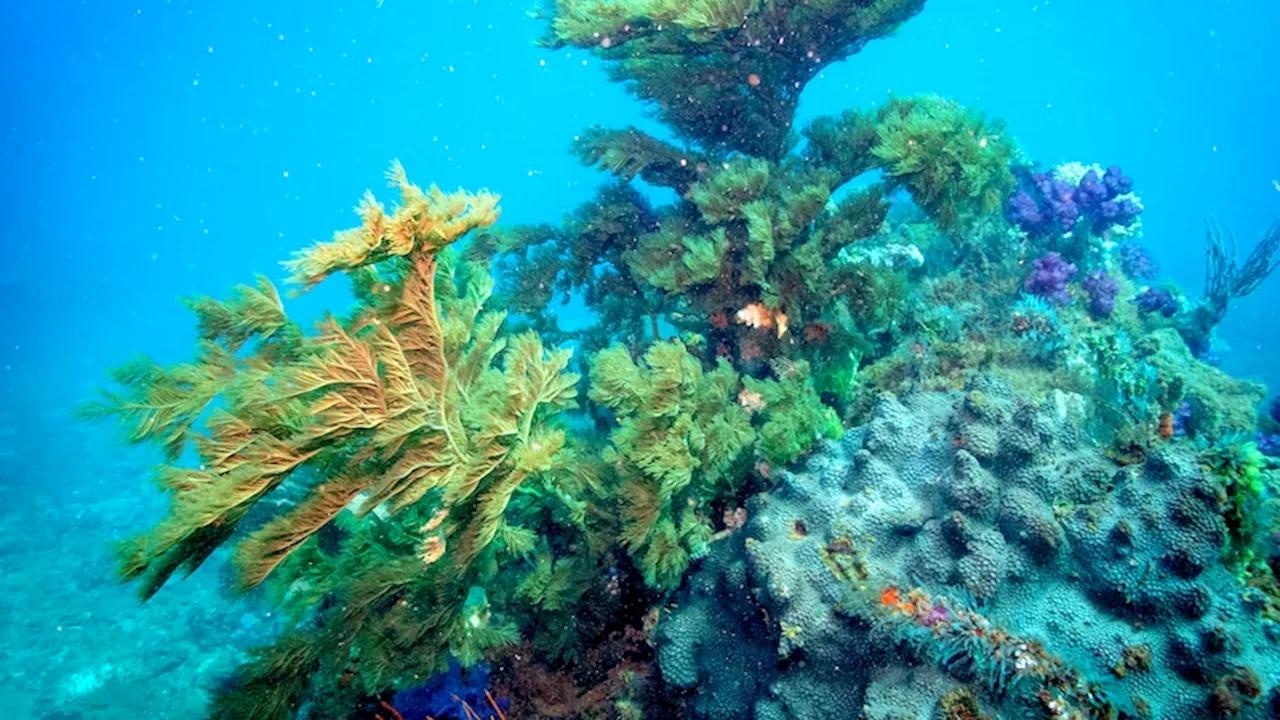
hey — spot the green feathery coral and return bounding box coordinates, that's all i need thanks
[87,165,606,717]
[743,359,843,466]
[1203,437,1271,573]
[870,95,1016,231]
[589,340,754,588]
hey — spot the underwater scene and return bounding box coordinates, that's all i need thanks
[3,0,1280,718]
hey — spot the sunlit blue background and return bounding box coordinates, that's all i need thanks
[0,0,1277,713]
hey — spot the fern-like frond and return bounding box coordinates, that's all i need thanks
[207,630,318,720]
[284,161,500,288]
[387,251,450,388]
[183,275,287,352]
[78,341,236,461]
[233,474,371,591]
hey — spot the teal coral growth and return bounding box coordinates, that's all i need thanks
[79,0,1280,718]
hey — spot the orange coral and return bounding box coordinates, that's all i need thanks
[738,387,766,413]
[735,302,789,338]
[802,322,830,343]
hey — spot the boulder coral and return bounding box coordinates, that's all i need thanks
[658,376,1280,719]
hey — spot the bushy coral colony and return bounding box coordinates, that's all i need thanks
[81,1,1280,718]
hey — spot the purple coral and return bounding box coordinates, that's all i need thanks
[1038,173,1081,232]
[393,661,509,720]
[1118,242,1160,280]
[1134,287,1180,318]
[1006,190,1045,231]
[1007,174,1078,236]
[1006,165,1142,238]
[1082,270,1119,317]
[1172,400,1193,437]
[1258,432,1280,458]
[1103,165,1133,195]
[1024,252,1078,305]
[1074,170,1110,213]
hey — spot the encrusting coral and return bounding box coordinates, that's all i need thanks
[83,0,1280,717]
[659,378,1280,719]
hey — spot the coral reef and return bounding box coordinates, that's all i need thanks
[79,1,1280,718]
[1135,328,1266,438]
[658,378,1280,719]
[1010,294,1073,366]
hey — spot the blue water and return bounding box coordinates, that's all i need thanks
[1,0,1278,717]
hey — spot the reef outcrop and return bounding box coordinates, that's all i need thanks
[659,377,1280,719]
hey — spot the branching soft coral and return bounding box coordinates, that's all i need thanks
[742,359,843,467]
[870,96,1016,232]
[484,182,659,352]
[589,340,754,588]
[493,143,892,380]
[88,165,598,718]
[1181,219,1280,356]
[90,163,554,600]
[574,126,709,195]
[588,341,840,588]
[283,161,500,288]
[542,0,927,158]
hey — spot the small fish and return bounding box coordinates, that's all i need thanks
[1272,179,1279,192]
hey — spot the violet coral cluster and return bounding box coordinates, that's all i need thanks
[1024,251,1077,305]
[1082,269,1119,317]
[1007,165,1142,239]
[1135,286,1180,317]
[1119,241,1160,279]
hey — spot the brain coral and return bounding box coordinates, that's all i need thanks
[657,376,1280,719]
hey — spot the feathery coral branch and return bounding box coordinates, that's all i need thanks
[284,160,500,289]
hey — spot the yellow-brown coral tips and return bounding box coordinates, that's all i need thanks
[421,508,449,532]
[420,535,446,566]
